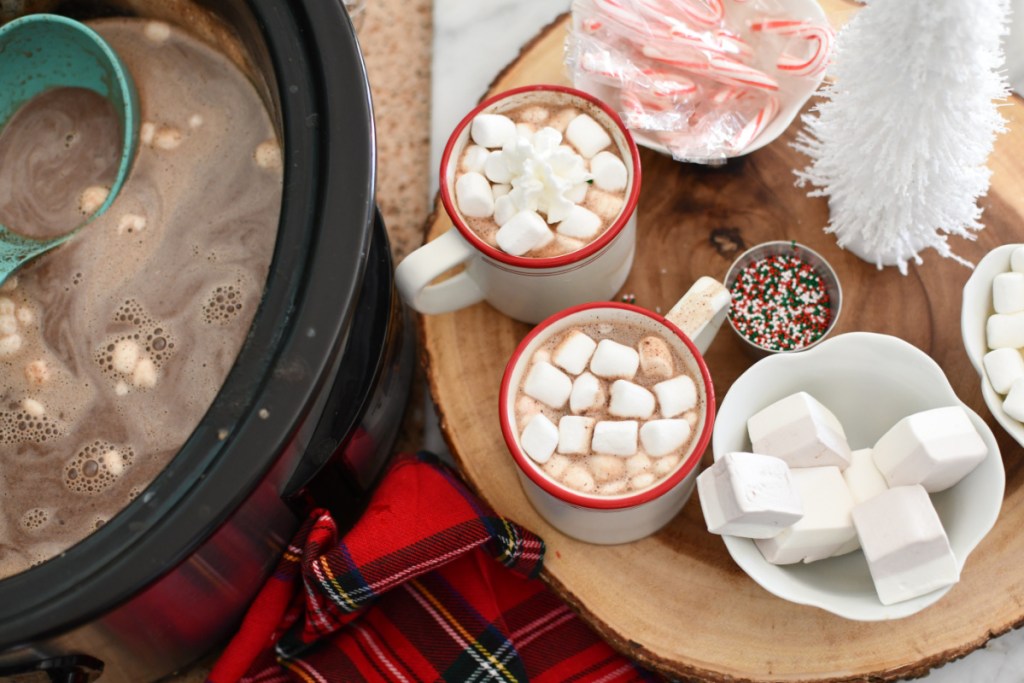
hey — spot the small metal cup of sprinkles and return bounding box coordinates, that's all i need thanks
[723,241,842,357]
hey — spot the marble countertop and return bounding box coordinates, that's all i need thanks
[429,0,1024,680]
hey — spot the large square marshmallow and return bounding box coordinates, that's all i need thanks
[871,406,987,492]
[523,361,573,409]
[832,448,889,557]
[552,330,597,376]
[638,336,674,379]
[590,339,640,379]
[471,114,516,149]
[746,392,852,469]
[640,419,691,456]
[852,485,959,605]
[754,466,856,564]
[496,211,553,256]
[697,452,803,539]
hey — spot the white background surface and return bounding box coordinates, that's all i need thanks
[428,1,1024,679]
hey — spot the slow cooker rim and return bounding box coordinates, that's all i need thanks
[0,0,377,645]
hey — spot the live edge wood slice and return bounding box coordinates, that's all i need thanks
[419,4,1024,681]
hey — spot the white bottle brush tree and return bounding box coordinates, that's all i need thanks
[794,0,1010,274]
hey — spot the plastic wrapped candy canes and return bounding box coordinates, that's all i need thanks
[566,0,833,162]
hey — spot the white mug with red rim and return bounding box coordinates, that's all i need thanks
[395,84,643,324]
[500,277,731,544]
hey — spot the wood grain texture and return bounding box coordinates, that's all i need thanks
[420,5,1024,681]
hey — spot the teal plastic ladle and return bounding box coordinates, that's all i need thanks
[0,14,139,286]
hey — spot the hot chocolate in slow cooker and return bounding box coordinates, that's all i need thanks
[0,1,413,681]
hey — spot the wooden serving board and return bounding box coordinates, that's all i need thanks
[420,5,1024,681]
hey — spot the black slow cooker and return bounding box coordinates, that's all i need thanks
[0,1,413,681]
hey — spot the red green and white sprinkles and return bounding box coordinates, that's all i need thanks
[728,252,832,351]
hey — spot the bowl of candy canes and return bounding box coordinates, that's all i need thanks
[566,0,833,162]
[962,243,1024,450]
[723,240,841,356]
[705,332,1004,620]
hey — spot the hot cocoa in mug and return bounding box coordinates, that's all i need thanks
[396,85,642,324]
[501,277,732,544]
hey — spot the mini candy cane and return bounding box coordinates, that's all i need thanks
[657,0,725,27]
[730,94,779,152]
[713,28,753,60]
[641,68,698,98]
[750,19,834,77]
[642,44,779,91]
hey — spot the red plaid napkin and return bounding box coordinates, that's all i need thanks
[208,453,659,683]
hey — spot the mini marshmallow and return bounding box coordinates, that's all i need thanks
[556,205,603,239]
[558,415,595,455]
[566,113,612,158]
[570,372,606,413]
[132,357,158,388]
[554,235,586,255]
[640,419,691,457]
[543,454,571,479]
[586,190,624,220]
[631,472,657,490]
[993,272,1024,314]
[484,151,512,184]
[563,464,597,492]
[609,380,656,419]
[549,108,581,133]
[112,340,141,375]
[24,360,51,386]
[590,150,628,192]
[1004,377,1024,421]
[523,361,573,409]
[638,336,674,379]
[455,172,494,218]
[653,453,682,476]
[1012,246,1024,273]
[625,452,651,476]
[552,330,597,375]
[254,140,280,168]
[79,186,109,215]
[843,448,888,505]
[520,413,559,464]
[747,392,852,470]
[589,339,640,379]
[754,466,856,564]
[496,211,553,256]
[492,183,511,198]
[697,452,803,539]
[986,311,1024,349]
[653,375,697,418]
[21,398,44,417]
[515,395,543,431]
[589,454,626,483]
[984,347,1024,394]
[154,126,183,151]
[592,420,639,456]
[471,114,517,148]
[519,106,550,125]
[872,406,987,492]
[853,485,959,605]
[493,195,516,227]
[599,480,628,495]
[461,145,489,173]
[0,334,22,356]
[15,306,33,326]
[0,315,15,336]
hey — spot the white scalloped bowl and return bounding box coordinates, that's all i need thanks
[711,332,1004,621]
[961,244,1024,449]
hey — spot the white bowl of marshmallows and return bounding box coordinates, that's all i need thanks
[962,243,1024,450]
[707,332,1004,621]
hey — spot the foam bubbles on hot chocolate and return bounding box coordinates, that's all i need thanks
[63,441,134,496]
[202,283,246,325]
